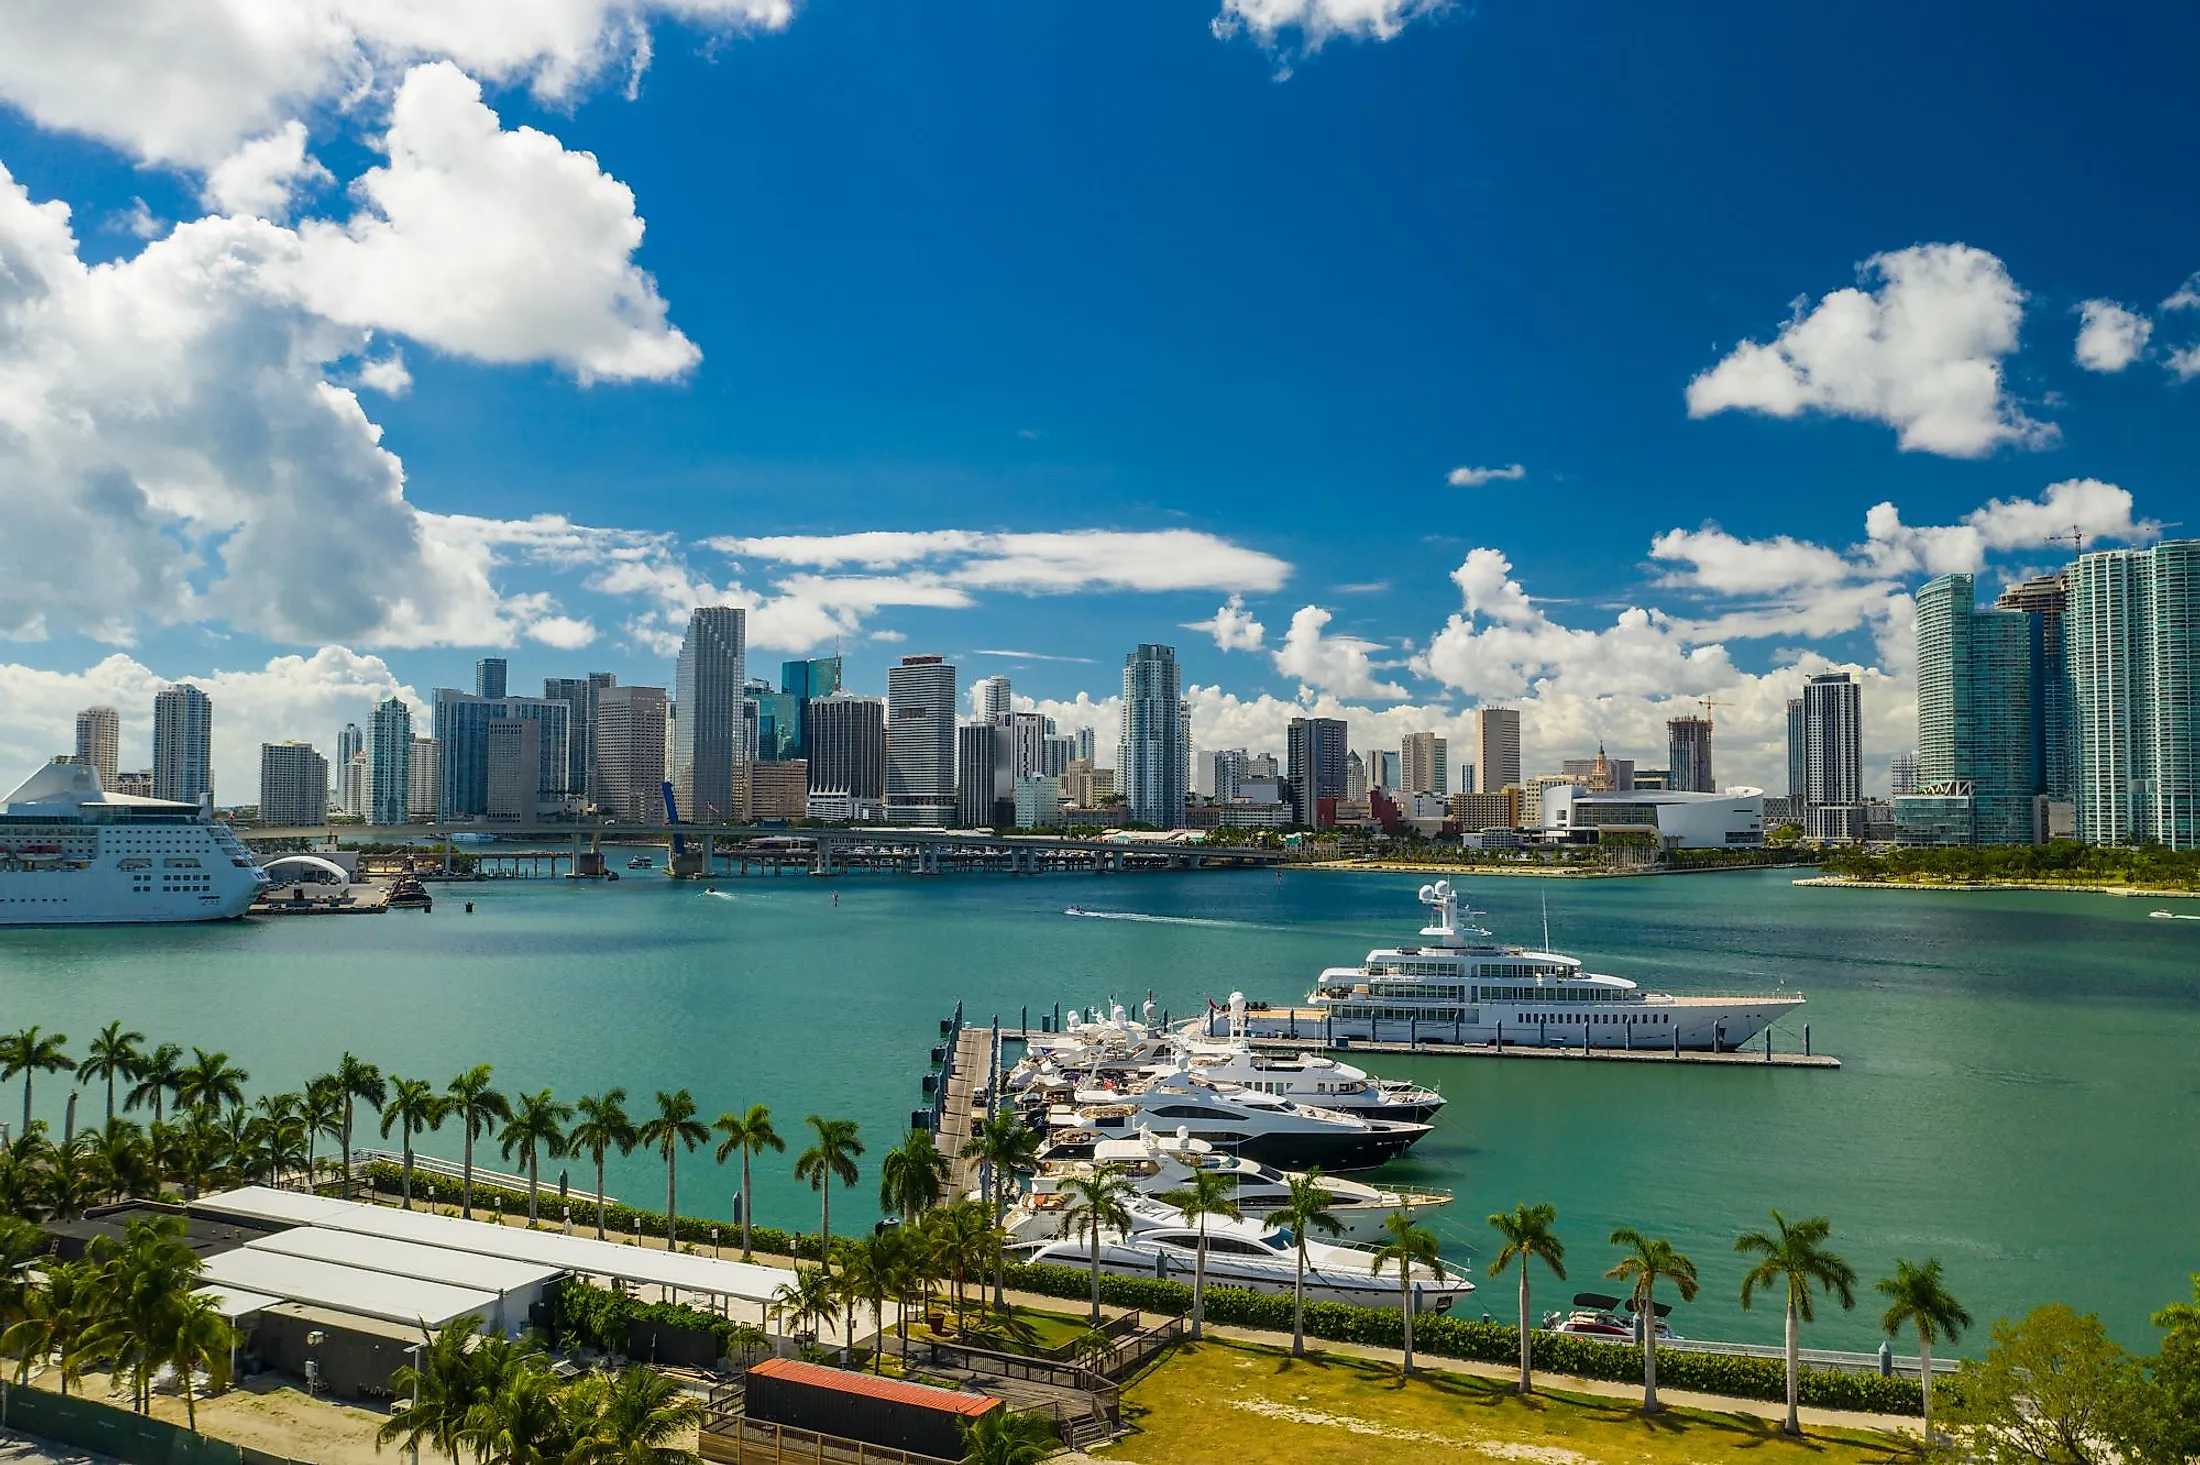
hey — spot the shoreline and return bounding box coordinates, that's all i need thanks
[1295,860,1818,879]
[1796,875,2200,900]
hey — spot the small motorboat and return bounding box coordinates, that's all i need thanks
[1544,1292,1677,1341]
[629,855,656,870]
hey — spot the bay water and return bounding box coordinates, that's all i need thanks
[3,865,2196,1353]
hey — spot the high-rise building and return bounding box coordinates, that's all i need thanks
[335,721,365,815]
[1785,698,1807,801]
[544,674,616,804]
[1997,574,2075,805]
[673,607,747,822]
[593,685,669,822]
[368,697,412,826]
[1042,733,1078,777]
[975,676,1013,723]
[1667,716,1714,793]
[336,722,364,773]
[1119,644,1188,829]
[1369,750,1400,790]
[1400,732,1449,796]
[474,658,508,700]
[956,722,1012,828]
[258,741,327,826]
[1801,672,1864,840]
[778,657,843,761]
[2067,540,2200,849]
[1471,707,1520,794]
[1007,711,1048,780]
[747,678,801,762]
[807,692,887,804]
[1344,751,1368,802]
[484,719,541,821]
[407,737,439,821]
[1073,727,1097,766]
[1561,752,1635,791]
[1891,751,1920,796]
[748,761,810,821]
[1286,716,1348,828]
[73,706,120,791]
[152,684,213,804]
[433,691,570,820]
[1205,748,1249,802]
[1903,574,2045,845]
[886,656,957,823]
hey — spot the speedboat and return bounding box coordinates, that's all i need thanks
[1033,1068,1431,1172]
[1016,1195,1474,1313]
[1543,1291,1678,1342]
[1170,1040,1443,1124]
[628,855,656,870]
[1006,1126,1449,1244]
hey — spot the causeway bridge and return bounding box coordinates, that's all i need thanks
[238,822,1285,878]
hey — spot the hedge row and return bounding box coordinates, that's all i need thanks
[1001,1261,1928,1416]
[553,1278,765,1356]
[361,1162,1925,1416]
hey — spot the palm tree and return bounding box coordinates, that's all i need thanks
[1060,1166,1134,1325]
[173,1048,247,1116]
[837,1236,899,1372]
[124,1042,183,1126]
[962,1112,1042,1309]
[2,1258,97,1394]
[446,1065,510,1220]
[1876,1258,1971,1443]
[958,1408,1057,1465]
[1488,1202,1567,1394]
[301,1076,343,1193]
[381,1078,449,1210]
[162,1291,236,1430]
[379,1315,487,1465]
[91,1119,154,1203]
[0,1026,75,1138]
[879,1128,952,1222]
[80,1022,145,1127]
[87,1214,203,1413]
[1606,1228,1698,1413]
[499,1089,574,1225]
[329,1052,388,1196]
[1157,1168,1241,1341]
[933,1200,999,1331]
[769,1265,839,1346]
[574,1091,639,1240]
[1276,1170,1344,1357]
[636,1090,708,1249]
[566,1365,703,1465]
[1736,1210,1858,1436]
[460,1357,566,1465]
[712,1105,782,1259]
[1372,1211,1446,1377]
[794,1115,864,1256]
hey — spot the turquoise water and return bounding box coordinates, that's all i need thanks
[3,865,2197,1353]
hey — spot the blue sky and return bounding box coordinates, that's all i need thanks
[0,0,2194,796]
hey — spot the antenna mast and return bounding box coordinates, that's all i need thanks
[1541,889,1551,954]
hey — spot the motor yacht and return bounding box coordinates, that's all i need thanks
[1032,1068,1430,1172]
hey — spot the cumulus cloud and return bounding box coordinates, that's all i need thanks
[1650,527,1853,595]
[1447,463,1525,487]
[1211,0,1445,58]
[1686,243,2055,458]
[2169,346,2200,382]
[1184,595,1268,653]
[0,0,796,168]
[713,530,1291,596]
[283,63,697,382]
[2073,299,2152,373]
[1270,605,1408,700]
[202,121,332,221]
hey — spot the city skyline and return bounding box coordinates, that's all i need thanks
[3,4,2196,803]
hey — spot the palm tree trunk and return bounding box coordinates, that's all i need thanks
[341,1098,353,1198]
[665,1151,678,1249]
[1919,1332,1933,1441]
[1643,1307,1659,1412]
[1292,1243,1307,1358]
[1191,1223,1206,1341]
[739,1151,752,1258]
[462,1126,475,1219]
[819,1181,830,1257]
[22,1075,32,1138]
[403,1127,414,1210]
[1401,1273,1415,1377]
[106,1075,115,1127]
[596,1154,609,1240]
[182,1374,196,1432]
[1089,1229,1102,1326]
[528,1153,540,1225]
[1783,1302,1801,1436]
[1517,1268,1532,1394]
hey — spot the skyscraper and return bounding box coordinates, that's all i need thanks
[407,737,439,821]
[673,607,747,821]
[1472,707,1521,793]
[1369,750,1400,790]
[807,692,887,804]
[593,685,668,822]
[152,684,213,804]
[886,656,957,823]
[1074,727,1097,766]
[1667,716,1714,793]
[544,674,616,804]
[368,697,412,826]
[258,741,327,826]
[484,719,541,822]
[976,676,1013,723]
[1901,574,2045,845]
[779,657,842,760]
[1785,698,1806,801]
[2067,540,2200,848]
[1802,672,1864,840]
[1119,644,1188,829]
[336,721,366,815]
[73,706,119,791]
[475,658,508,699]
[1997,574,2074,805]
[1205,748,1249,802]
[1286,716,1348,828]
[956,722,1012,827]
[1891,751,1920,795]
[433,691,570,820]
[1400,732,1448,796]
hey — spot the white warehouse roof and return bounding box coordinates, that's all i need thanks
[194,1284,285,1321]
[200,1246,499,1329]
[247,1225,563,1295]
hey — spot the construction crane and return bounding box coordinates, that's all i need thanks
[2046,523,2089,556]
[1698,697,1723,728]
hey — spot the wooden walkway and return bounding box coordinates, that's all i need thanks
[992,1025,1839,1070]
[936,1023,994,1197]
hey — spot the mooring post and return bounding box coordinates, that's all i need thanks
[1766,1026,1774,1062]
[1804,1023,1812,1057]
[1672,1024,1680,1057]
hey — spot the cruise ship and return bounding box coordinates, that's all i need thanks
[1228,879,1803,1052]
[0,762,268,926]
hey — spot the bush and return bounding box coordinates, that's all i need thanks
[555,1278,761,1355]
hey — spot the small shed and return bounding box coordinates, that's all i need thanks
[743,1358,1000,1462]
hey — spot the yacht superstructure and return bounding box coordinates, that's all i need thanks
[1230,880,1803,1053]
[0,762,267,926]
[1032,1068,1430,1171]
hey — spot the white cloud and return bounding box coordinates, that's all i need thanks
[2168,345,2200,382]
[202,121,332,221]
[1270,605,1408,700]
[1862,478,2154,577]
[2162,275,2200,312]
[1184,595,1267,653]
[283,63,697,382]
[524,615,597,649]
[1651,527,1853,595]
[2073,299,2151,373]
[1211,0,1444,57]
[355,349,412,395]
[0,647,421,801]
[0,0,797,168]
[1446,463,1524,487]
[1448,548,1537,625]
[1686,243,2055,458]
[713,530,1292,596]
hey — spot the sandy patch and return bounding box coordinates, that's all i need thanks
[1228,1395,1589,1464]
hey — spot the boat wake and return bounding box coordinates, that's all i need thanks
[1063,908,1276,930]
[703,889,738,900]
[2150,910,2200,922]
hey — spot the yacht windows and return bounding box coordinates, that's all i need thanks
[1148,1105,1237,1121]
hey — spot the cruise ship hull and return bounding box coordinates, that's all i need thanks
[0,875,259,926]
[1240,997,1805,1054]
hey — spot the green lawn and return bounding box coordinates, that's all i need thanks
[1109,1342,1914,1465]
